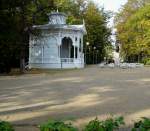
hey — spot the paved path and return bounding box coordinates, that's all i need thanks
[0,66,150,130]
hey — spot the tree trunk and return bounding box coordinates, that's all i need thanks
[20,41,26,73]
[20,58,25,73]
[20,0,26,73]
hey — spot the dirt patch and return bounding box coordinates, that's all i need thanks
[0,66,150,130]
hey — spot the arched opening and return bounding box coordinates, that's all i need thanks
[60,37,74,58]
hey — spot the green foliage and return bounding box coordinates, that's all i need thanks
[83,2,112,64]
[0,0,55,73]
[84,116,124,131]
[115,0,150,62]
[3,117,150,131]
[146,60,150,65]
[0,121,15,131]
[40,120,78,131]
[104,45,113,60]
[132,117,150,131]
[142,58,150,65]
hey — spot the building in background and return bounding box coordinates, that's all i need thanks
[29,12,86,69]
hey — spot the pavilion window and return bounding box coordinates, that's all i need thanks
[75,37,77,41]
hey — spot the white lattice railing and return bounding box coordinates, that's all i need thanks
[30,57,75,64]
[61,58,74,63]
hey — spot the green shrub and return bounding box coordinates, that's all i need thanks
[146,60,150,65]
[132,117,150,131]
[83,116,124,131]
[40,120,78,131]
[141,58,150,65]
[0,121,14,131]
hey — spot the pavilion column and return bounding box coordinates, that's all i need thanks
[69,44,71,58]
[42,45,44,63]
[60,45,61,58]
[82,38,83,53]
[58,45,60,58]
[78,45,79,59]
[58,37,62,58]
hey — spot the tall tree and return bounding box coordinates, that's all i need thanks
[83,2,112,63]
[0,0,55,73]
[115,0,150,62]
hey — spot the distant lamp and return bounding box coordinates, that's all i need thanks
[85,42,89,65]
[86,42,90,46]
[93,46,96,50]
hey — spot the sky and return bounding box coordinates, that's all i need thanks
[93,0,127,13]
[93,0,127,26]
[93,0,128,44]
[93,0,128,27]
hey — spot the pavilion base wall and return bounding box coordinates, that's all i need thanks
[29,62,84,69]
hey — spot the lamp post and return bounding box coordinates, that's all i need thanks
[88,46,91,64]
[96,50,99,64]
[93,46,96,64]
[85,42,89,65]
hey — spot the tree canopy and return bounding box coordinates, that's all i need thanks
[0,0,55,72]
[83,2,112,64]
[115,0,150,62]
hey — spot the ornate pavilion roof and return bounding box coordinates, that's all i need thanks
[32,12,86,34]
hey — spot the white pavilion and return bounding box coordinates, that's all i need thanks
[29,12,86,69]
